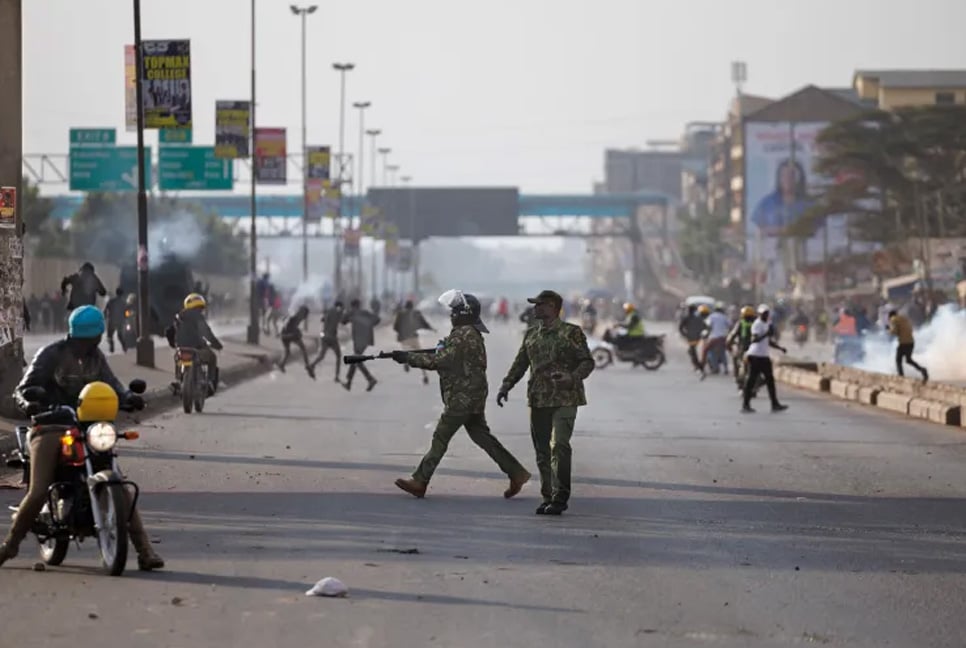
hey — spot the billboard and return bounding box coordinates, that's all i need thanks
[254,128,286,185]
[124,45,137,131]
[367,188,519,240]
[215,101,250,159]
[306,146,331,180]
[744,122,852,292]
[140,40,192,129]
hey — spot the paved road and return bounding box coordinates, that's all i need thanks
[22,322,249,358]
[1,323,965,647]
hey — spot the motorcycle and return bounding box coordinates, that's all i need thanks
[587,335,616,369]
[175,347,208,414]
[793,323,809,347]
[6,379,146,576]
[120,307,137,351]
[600,328,666,370]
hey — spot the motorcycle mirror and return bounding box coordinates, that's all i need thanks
[21,386,48,404]
[129,379,147,394]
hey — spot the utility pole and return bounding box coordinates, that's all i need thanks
[291,5,317,282]
[366,128,381,299]
[0,0,23,417]
[353,101,371,296]
[132,0,154,368]
[247,0,260,345]
[332,62,354,299]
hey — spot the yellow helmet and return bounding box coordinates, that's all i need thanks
[698,304,711,316]
[184,293,207,310]
[77,381,119,423]
[623,302,636,314]
[740,305,756,318]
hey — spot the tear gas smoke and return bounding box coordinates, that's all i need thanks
[857,305,966,381]
[148,210,204,270]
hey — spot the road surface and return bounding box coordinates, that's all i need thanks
[22,322,249,358]
[1,322,965,647]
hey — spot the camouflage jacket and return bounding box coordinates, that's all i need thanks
[501,318,594,408]
[408,324,488,414]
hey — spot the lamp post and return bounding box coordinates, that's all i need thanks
[331,63,354,299]
[247,0,260,345]
[132,0,153,368]
[378,147,391,186]
[365,129,382,299]
[291,4,317,282]
[400,174,418,296]
[386,163,399,187]
[353,101,371,295]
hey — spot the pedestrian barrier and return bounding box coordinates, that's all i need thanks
[876,391,912,415]
[857,386,881,406]
[908,398,961,426]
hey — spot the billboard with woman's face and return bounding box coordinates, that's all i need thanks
[744,122,851,292]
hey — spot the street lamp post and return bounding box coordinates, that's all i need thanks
[365,128,382,299]
[291,4,317,283]
[132,0,153,368]
[386,163,399,188]
[401,174,418,296]
[353,101,371,295]
[378,147,391,186]
[247,0,260,345]
[332,62,354,299]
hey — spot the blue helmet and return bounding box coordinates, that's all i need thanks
[68,305,106,339]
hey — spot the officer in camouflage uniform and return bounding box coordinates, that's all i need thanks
[393,290,531,499]
[498,289,594,515]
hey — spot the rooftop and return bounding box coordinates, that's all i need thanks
[854,69,966,88]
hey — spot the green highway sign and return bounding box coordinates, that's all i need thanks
[69,128,116,147]
[69,146,152,192]
[160,128,193,145]
[158,146,233,190]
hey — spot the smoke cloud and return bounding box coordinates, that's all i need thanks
[147,209,204,269]
[857,305,966,382]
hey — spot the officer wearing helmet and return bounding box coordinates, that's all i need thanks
[1,306,163,570]
[392,290,531,499]
[166,293,223,395]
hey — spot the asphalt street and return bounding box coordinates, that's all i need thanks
[1,321,965,647]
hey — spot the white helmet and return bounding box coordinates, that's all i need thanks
[757,303,771,314]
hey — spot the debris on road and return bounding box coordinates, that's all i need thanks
[32,562,45,572]
[378,547,420,555]
[305,577,349,598]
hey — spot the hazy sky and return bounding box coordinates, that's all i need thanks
[23,0,966,194]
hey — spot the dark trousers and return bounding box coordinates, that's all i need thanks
[412,412,527,484]
[345,345,375,385]
[280,335,310,369]
[743,356,779,408]
[896,343,927,377]
[311,337,342,379]
[686,341,702,371]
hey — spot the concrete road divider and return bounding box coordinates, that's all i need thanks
[876,391,912,416]
[857,386,881,406]
[829,379,860,401]
[908,398,961,426]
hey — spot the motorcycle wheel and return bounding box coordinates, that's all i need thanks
[181,370,193,414]
[39,536,69,566]
[94,482,129,576]
[592,348,612,369]
[641,350,666,371]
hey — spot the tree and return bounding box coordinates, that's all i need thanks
[677,203,730,285]
[20,176,70,257]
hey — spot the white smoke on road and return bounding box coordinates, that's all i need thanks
[857,305,966,381]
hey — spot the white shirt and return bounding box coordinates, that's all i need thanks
[746,318,772,358]
[706,311,731,338]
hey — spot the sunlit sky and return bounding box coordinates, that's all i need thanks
[24,0,966,194]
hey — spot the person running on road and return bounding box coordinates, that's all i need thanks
[393,300,436,385]
[393,290,530,499]
[309,301,345,383]
[60,262,107,312]
[103,287,127,353]
[742,304,789,414]
[342,299,380,392]
[277,305,316,379]
[679,304,708,376]
[498,289,594,516]
[888,310,929,383]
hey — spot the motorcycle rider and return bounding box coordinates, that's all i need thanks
[0,306,163,570]
[619,302,645,339]
[679,304,708,376]
[727,305,757,391]
[103,287,127,353]
[166,293,223,395]
[791,306,810,343]
[701,303,731,377]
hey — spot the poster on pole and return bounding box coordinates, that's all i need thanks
[254,128,287,185]
[0,187,16,229]
[140,39,192,129]
[306,179,325,223]
[306,146,331,180]
[215,100,251,159]
[124,45,137,132]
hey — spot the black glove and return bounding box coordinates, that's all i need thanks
[123,394,145,412]
[496,388,509,408]
[391,350,409,364]
[24,402,43,417]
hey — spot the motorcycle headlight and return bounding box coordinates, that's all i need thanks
[87,423,117,453]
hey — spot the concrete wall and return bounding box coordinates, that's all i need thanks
[880,87,966,109]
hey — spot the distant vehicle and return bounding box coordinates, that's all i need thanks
[119,253,194,336]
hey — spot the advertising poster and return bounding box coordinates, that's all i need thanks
[743,122,851,292]
[0,187,15,229]
[306,146,331,180]
[140,39,192,129]
[343,229,361,257]
[124,45,137,131]
[254,128,287,185]
[215,100,251,159]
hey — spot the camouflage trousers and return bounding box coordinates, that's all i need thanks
[413,412,528,485]
[530,406,577,505]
